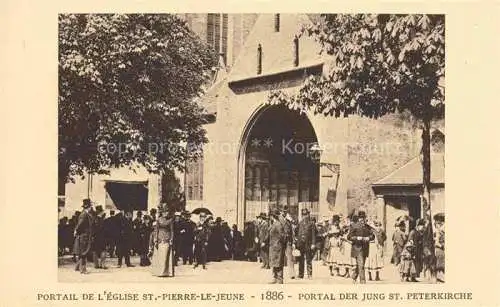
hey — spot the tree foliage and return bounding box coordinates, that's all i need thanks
[269,14,444,122]
[268,14,445,279]
[59,14,218,183]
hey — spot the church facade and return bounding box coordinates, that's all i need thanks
[61,15,445,254]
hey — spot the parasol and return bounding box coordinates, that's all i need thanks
[191,207,213,215]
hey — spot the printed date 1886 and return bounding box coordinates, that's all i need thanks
[261,291,284,300]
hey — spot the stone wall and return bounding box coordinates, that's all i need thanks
[346,114,422,216]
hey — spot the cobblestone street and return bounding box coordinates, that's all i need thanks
[59,256,421,284]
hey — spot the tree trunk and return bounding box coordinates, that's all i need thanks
[421,117,436,282]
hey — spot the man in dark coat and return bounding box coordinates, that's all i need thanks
[391,222,407,265]
[73,199,94,274]
[132,211,144,256]
[208,217,224,262]
[138,215,153,266]
[296,208,316,279]
[173,212,183,265]
[221,221,232,260]
[193,213,210,269]
[117,210,135,267]
[103,210,117,258]
[408,219,425,280]
[269,209,286,284]
[243,221,257,261]
[181,212,195,265]
[258,213,270,269]
[230,224,244,260]
[347,211,375,284]
[92,206,108,269]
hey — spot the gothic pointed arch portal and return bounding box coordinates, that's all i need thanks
[237,105,320,226]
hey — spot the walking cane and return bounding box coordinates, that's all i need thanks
[170,217,175,277]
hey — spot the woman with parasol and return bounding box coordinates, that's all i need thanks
[149,203,175,277]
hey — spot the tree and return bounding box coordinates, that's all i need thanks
[59,14,218,183]
[161,169,185,212]
[268,14,444,280]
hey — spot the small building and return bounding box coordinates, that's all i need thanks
[371,152,444,256]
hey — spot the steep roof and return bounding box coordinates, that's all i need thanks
[228,14,325,81]
[373,153,445,186]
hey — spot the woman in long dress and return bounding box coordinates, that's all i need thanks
[149,205,174,277]
[434,215,445,282]
[366,220,386,281]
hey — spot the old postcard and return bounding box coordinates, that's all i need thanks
[1,1,499,307]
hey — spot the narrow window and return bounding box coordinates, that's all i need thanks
[274,14,280,32]
[257,44,262,74]
[293,35,299,67]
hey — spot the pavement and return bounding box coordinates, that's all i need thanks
[58,255,429,284]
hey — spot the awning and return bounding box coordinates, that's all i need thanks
[104,181,149,211]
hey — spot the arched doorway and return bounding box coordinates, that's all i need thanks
[237,105,319,224]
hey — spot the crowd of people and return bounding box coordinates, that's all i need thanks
[59,199,445,283]
[391,213,445,282]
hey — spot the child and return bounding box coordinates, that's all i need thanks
[399,240,417,282]
[325,221,343,276]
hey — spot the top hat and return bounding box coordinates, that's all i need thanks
[332,214,340,223]
[270,208,281,218]
[357,210,366,219]
[396,220,406,227]
[301,208,310,215]
[82,199,92,209]
[157,203,168,213]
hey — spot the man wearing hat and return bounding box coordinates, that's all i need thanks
[73,199,94,274]
[269,208,286,284]
[193,212,210,269]
[258,213,270,269]
[181,211,195,265]
[347,210,375,284]
[391,221,408,265]
[132,211,144,256]
[92,205,108,269]
[117,210,135,268]
[296,208,316,279]
[408,219,426,280]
